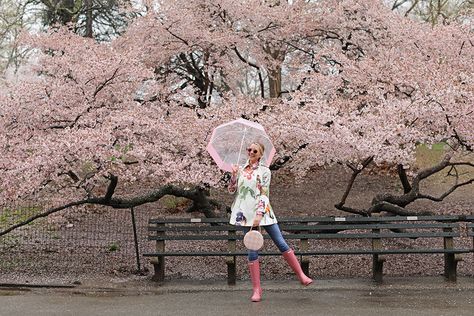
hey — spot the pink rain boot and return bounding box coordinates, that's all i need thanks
[282,249,313,286]
[248,259,262,302]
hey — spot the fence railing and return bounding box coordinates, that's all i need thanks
[0,203,156,280]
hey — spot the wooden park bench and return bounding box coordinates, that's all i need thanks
[143,215,472,284]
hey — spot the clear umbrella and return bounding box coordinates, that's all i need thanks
[207,118,276,172]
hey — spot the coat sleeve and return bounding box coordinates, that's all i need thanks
[255,168,271,216]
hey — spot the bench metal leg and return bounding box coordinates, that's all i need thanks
[227,256,236,285]
[372,254,385,283]
[300,239,310,277]
[152,223,166,283]
[372,226,384,284]
[227,230,237,286]
[151,256,165,282]
[301,259,310,277]
[444,253,458,282]
[443,231,459,282]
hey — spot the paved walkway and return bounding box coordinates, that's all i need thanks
[1,277,473,315]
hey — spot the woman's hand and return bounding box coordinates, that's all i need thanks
[231,164,239,176]
[252,214,263,227]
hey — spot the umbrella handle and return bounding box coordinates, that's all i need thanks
[236,127,247,167]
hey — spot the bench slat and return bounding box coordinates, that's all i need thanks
[148,226,237,232]
[149,215,463,224]
[278,223,458,230]
[147,223,459,232]
[277,215,463,223]
[143,248,473,257]
[148,231,459,241]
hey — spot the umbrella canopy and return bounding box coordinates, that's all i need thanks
[207,118,276,172]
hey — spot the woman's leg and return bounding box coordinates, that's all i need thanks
[263,223,290,252]
[264,224,313,286]
[241,226,261,301]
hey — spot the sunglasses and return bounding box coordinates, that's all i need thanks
[247,148,258,154]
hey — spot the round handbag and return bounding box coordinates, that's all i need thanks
[243,227,264,251]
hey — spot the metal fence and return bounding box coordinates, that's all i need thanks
[0,202,155,282]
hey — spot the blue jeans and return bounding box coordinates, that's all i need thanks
[241,223,290,261]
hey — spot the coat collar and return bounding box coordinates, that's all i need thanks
[243,159,264,169]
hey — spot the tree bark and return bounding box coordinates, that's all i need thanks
[268,66,282,98]
[264,45,285,98]
[84,0,93,38]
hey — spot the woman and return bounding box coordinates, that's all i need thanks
[228,142,312,302]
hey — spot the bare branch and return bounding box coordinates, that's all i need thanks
[397,164,412,193]
[335,156,374,208]
[418,178,474,202]
[334,203,369,216]
[449,162,474,168]
[404,0,421,17]
[0,181,222,237]
[368,201,432,216]
[93,67,121,98]
[104,174,118,202]
[414,152,452,182]
[233,47,265,98]
[0,199,92,237]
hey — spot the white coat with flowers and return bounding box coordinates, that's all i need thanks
[228,160,278,227]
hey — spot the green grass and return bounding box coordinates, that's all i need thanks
[0,206,43,230]
[415,142,446,169]
[160,195,189,212]
[108,242,120,252]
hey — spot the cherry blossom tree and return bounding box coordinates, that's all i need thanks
[261,0,474,216]
[1,0,473,236]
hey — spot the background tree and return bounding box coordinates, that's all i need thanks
[0,0,473,236]
[0,0,37,77]
[37,0,134,39]
[388,0,474,25]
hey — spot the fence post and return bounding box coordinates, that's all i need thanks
[130,207,141,272]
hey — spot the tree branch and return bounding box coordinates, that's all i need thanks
[397,164,412,193]
[233,47,265,98]
[335,156,374,209]
[93,66,121,98]
[269,142,309,170]
[334,203,369,216]
[104,174,118,202]
[0,199,92,237]
[368,201,432,216]
[0,182,223,237]
[418,178,474,202]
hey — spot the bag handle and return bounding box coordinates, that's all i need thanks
[249,225,262,233]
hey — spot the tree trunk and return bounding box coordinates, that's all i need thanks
[84,0,93,38]
[264,44,285,99]
[268,66,282,98]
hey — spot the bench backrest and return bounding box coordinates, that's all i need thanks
[147,215,465,241]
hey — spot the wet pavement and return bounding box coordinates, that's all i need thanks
[1,277,473,315]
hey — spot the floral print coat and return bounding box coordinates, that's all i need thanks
[228,160,277,227]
